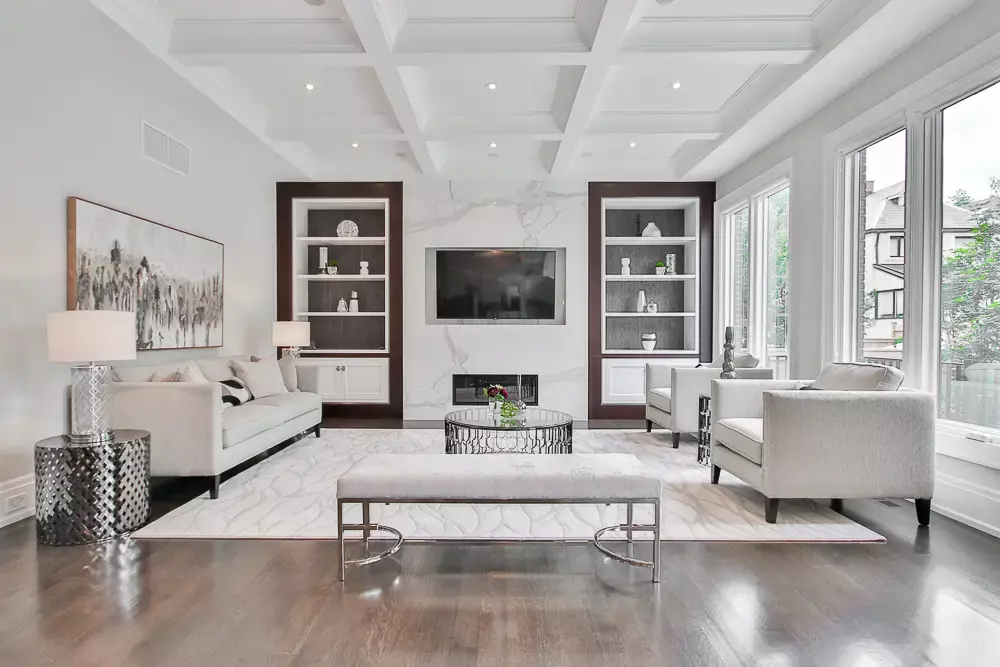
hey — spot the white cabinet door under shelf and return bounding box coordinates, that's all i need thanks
[295,358,389,404]
[601,357,699,405]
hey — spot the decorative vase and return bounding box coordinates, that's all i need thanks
[348,291,359,313]
[641,332,657,351]
[488,396,503,418]
[337,298,348,312]
[318,247,328,272]
[645,301,658,313]
[326,266,338,275]
[636,290,647,313]
[359,261,369,276]
[621,258,631,276]
[720,326,737,380]
[665,254,677,275]
[641,222,662,238]
[655,266,666,276]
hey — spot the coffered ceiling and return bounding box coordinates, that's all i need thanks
[91,0,975,180]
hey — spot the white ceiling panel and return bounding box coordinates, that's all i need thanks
[157,0,347,20]
[642,0,830,19]
[401,0,580,21]
[230,66,392,115]
[418,65,562,114]
[599,64,762,114]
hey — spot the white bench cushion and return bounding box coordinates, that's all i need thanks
[337,454,661,500]
[646,387,672,413]
[714,417,764,465]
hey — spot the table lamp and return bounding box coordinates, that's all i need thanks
[272,321,311,359]
[47,310,136,442]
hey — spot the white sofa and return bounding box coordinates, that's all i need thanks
[710,363,935,524]
[645,355,773,447]
[111,355,322,498]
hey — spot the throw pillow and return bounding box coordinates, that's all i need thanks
[251,355,299,392]
[811,362,904,391]
[218,377,253,408]
[182,362,211,384]
[150,370,184,382]
[232,358,289,399]
[709,352,760,369]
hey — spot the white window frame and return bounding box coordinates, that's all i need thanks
[714,160,793,374]
[823,34,1000,451]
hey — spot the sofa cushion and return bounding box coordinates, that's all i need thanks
[811,362,903,391]
[221,392,322,448]
[233,358,288,399]
[709,352,759,369]
[115,362,189,383]
[714,418,763,465]
[197,355,252,382]
[646,387,672,413]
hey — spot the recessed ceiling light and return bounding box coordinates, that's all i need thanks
[489,142,497,148]
[485,82,497,90]
[305,82,315,91]
[351,142,359,148]
[628,141,637,148]
[672,81,681,90]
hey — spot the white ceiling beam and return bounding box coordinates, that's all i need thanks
[267,115,404,142]
[340,0,439,175]
[548,0,645,175]
[588,112,723,136]
[392,20,589,59]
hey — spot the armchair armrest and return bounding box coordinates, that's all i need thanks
[669,367,775,433]
[645,363,675,391]
[760,390,936,499]
[111,382,223,476]
[711,379,802,421]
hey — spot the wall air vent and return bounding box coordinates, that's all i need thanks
[142,121,190,176]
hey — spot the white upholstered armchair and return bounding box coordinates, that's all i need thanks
[645,360,774,447]
[709,363,936,524]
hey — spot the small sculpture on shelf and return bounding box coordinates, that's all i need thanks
[720,326,737,380]
[621,257,631,276]
[641,222,662,238]
[655,260,666,276]
[349,291,359,313]
[326,260,338,275]
[665,253,677,275]
[645,301,658,313]
[359,261,369,276]
[318,246,329,272]
[336,219,359,237]
[337,297,348,313]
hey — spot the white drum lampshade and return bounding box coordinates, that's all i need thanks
[273,321,311,359]
[47,310,136,442]
[47,310,137,363]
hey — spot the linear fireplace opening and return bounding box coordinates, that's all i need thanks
[452,374,539,406]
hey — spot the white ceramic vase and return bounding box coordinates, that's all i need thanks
[359,261,369,276]
[636,290,647,313]
[621,258,631,276]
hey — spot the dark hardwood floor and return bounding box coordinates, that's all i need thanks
[1,498,999,666]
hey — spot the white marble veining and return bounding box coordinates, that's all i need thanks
[403,181,589,419]
[134,430,884,543]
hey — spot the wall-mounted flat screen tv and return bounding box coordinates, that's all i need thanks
[431,249,564,324]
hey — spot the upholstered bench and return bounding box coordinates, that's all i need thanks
[336,453,662,582]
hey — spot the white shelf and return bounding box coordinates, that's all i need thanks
[295,236,386,245]
[605,312,696,317]
[301,349,388,355]
[298,274,386,281]
[604,236,696,245]
[297,312,387,317]
[603,349,700,356]
[604,274,695,282]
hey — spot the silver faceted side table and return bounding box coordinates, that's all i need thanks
[34,429,151,546]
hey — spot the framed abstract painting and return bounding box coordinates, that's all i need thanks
[67,197,224,350]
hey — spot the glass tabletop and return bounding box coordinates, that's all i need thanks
[444,407,572,430]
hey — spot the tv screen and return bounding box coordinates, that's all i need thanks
[436,250,557,321]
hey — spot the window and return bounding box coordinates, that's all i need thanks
[940,81,1000,431]
[854,130,906,364]
[876,289,903,318]
[889,235,904,257]
[717,174,791,379]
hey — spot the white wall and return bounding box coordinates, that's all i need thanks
[0,0,299,500]
[716,0,1000,379]
[403,181,589,419]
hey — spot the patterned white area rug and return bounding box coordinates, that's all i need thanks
[133,429,884,543]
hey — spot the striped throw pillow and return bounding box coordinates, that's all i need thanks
[218,377,253,408]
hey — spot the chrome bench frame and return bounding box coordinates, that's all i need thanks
[337,497,661,583]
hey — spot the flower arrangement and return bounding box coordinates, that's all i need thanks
[486,384,508,401]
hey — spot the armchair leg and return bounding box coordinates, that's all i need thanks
[645,419,652,433]
[711,465,721,485]
[764,498,779,524]
[915,498,932,526]
[313,424,322,438]
[209,475,221,500]
[671,432,680,448]
[830,498,844,514]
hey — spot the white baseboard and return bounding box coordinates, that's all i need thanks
[0,475,35,529]
[933,471,1000,539]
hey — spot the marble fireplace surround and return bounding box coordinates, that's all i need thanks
[403,181,589,421]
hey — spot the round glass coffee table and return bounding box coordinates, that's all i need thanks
[444,408,573,454]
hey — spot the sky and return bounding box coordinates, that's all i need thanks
[864,80,1000,200]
